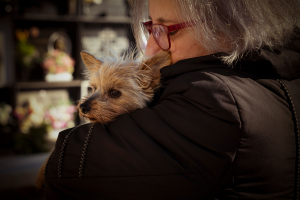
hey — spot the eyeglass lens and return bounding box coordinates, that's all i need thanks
[152,25,170,50]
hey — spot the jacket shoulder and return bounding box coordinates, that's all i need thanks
[46,123,100,178]
[162,68,238,107]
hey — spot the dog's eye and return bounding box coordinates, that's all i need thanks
[109,89,121,98]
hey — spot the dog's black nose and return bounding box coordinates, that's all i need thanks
[80,103,90,114]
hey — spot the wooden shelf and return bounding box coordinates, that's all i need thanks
[15,80,84,90]
[13,15,132,24]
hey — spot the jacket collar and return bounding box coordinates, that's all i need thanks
[260,29,300,81]
[160,52,227,81]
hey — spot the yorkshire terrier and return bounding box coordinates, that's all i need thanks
[35,50,171,189]
[77,50,171,123]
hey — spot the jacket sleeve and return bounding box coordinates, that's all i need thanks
[44,71,241,200]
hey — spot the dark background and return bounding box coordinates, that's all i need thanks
[0,0,134,199]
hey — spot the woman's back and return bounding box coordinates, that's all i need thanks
[42,0,300,199]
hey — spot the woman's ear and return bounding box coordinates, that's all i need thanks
[80,51,103,73]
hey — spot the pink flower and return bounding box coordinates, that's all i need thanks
[52,121,67,129]
[67,105,76,114]
[42,58,56,70]
[56,67,65,73]
[42,50,75,74]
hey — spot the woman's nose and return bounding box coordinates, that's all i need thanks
[145,34,161,56]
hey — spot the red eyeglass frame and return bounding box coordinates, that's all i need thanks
[141,20,195,50]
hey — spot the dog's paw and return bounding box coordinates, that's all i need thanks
[35,174,45,190]
[35,160,47,190]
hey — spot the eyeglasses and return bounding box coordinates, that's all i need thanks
[141,20,195,51]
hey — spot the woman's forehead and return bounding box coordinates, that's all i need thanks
[148,0,179,24]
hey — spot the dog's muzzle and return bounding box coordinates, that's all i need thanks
[80,103,91,114]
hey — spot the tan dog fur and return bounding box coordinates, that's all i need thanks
[77,50,171,123]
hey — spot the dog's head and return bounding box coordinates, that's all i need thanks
[77,50,171,124]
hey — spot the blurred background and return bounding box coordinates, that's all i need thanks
[0,0,134,199]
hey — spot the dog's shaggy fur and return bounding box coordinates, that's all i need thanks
[77,50,171,124]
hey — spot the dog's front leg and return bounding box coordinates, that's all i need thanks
[35,155,50,189]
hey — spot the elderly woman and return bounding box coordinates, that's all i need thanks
[44,0,300,199]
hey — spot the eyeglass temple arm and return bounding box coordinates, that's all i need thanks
[168,21,195,32]
[142,21,153,33]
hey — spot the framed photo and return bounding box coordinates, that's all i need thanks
[81,26,130,59]
[82,0,127,17]
[80,24,133,80]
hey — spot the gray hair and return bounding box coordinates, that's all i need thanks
[130,0,300,65]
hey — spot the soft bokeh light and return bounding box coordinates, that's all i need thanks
[0,0,132,199]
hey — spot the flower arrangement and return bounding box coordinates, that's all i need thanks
[42,49,75,74]
[15,29,39,69]
[12,98,48,154]
[13,98,47,134]
[0,102,16,135]
[41,49,75,82]
[0,102,17,155]
[14,98,76,134]
[16,40,38,69]
[12,98,77,153]
[0,102,13,127]
[15,29,40,81]
[45,102,76,130]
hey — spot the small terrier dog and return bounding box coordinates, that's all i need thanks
[77,50,171,123]
[35,50,171,189]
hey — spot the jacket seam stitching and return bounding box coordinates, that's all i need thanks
[204,71,242,200]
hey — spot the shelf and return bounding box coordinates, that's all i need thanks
[80,16,132,24]
[13,15,132,24]
[15,80,85,90]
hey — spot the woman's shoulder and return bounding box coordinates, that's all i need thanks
[46,123,106,178]
[55,124,92,147]
[162,64,271,98]
[161,67,244,100]
[55,123,105,149]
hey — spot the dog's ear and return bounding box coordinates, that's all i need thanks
[80,51,103,73]
[136,51,171,92]
[140,51,171,72]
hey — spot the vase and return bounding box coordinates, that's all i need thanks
[45,72,73,82]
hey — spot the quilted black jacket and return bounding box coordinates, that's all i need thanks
[44,37,300,199]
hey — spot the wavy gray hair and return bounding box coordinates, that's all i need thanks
[130,0,300,65]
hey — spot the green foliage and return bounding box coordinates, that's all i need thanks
[15,41,38,69]
[16,41,35,56]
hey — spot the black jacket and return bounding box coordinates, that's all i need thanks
[44,38,300,200]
